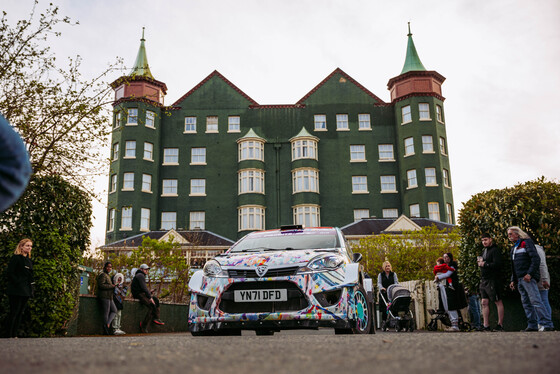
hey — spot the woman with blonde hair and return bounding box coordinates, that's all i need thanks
[377,261,399,327]
[5,239,34,338]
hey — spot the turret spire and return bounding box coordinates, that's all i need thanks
[129,27,154,79]
[400,22,426,74]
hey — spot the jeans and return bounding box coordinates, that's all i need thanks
[517,278,553,329]
[99,298,117,326]
[468,294,481,329]
[538,289,554,328]
[112,310,122,330]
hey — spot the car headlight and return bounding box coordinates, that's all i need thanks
[301,254,344,272]
[203,260,223,277]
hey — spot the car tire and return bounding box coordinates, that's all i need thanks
[351,285,372,334]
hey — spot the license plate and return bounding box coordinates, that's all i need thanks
[234,289,288,302]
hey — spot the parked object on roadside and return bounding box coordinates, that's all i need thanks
[111,272,127,335]
[534,244,554,331]
[131,264,165,333]
[478,233,505,331]
[377,261,399,324]
[97,262,117,335]
[379,284,415,332]
[4,239,34,338]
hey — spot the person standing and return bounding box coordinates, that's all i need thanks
[5,239,34,338]
[507,226,553,332]
[131,264,164,333]
[534,244,554,331]
[97,262,117,335]
[377,261,398,327]
[111,272,127,335]
[478,233,505,331]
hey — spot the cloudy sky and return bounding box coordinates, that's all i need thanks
[4,0,560,247]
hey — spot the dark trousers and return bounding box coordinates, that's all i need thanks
[138,294,160,327]
[379,291,388,321]
[7,295,29,338]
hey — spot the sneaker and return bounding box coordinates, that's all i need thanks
[492,325,504,332]
[139,322,148,333]
[541,327,555,332]
[521,327,538,332]
[480,326,491,332]
[445,326,460,332]
[113,329,126,335]
[153,319,165,325]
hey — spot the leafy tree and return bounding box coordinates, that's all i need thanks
[353,225,461,282]
[0,1,122,191]
[458,178,560,307]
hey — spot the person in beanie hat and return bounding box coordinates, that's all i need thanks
[131,264,164,333]
[97,262,117,335]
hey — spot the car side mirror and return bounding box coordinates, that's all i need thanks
[352,253,362,263]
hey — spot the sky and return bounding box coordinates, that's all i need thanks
[4,0,560,249]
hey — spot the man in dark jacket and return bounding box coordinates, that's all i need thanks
[478,234,505,331]
[508,226,553,332]
[131,264,164,333]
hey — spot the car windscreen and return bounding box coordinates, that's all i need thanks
[229,230,339,252]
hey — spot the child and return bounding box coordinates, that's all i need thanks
[112,272,128,335]
[434,257,455,290]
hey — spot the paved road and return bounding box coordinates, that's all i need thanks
[1,329,558,374]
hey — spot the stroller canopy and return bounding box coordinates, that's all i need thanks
[387,284,411,301]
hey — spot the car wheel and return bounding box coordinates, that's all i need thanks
[255,329,274,336]
[351,286,372,334]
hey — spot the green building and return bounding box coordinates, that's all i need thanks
[105,27,454,244]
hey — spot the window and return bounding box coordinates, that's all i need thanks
[190,211,205,230]
[353,209,370,221]
[401,105,412,123]
[146,111,155,128]
[239,140,264,161]
[383,209,398,218]
[439,137,447,155]
[185,117,197,133]
[163,148,179,164]
[238,206,265,231]
[144,142,153,161]
[161,212,176,230]
[336,114,348,130]
[124,141,136,158]
[293,205,320,228]
[162,179,178,196]
[127,108,138,124]
[425,168,437,186]
[206,116,218,132]
[404,137,414,156]
[228,116,240,132]
[407,169,418,188]
[352,176,368,194]
[121,207,132,229]
[447,204,453,224]
[191,147,206,164]
[291,139,317,160]
[422,136,434,153]
[122,173,134,190]
[112,143,119,161]
[380,175,397,192]
[350,145,366,162]
[314,114,326,130]
[110,174,117,193]
[142,174,152,192]
[190,179,206,196]
[410,204,420,218]
[239,169,265,194]
[419,103,430,120]
[378,144,394,161]
[292,168,319,193]
[358,114,371,130]
[108,209,115,231]
[443,169,450,187]
[436,105,443,122]
[114,111,121,129]
[140,208,150,231]
[428,202,440,221]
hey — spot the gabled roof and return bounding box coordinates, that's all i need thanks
[296,68,386,105]
[101,229,234,249]
[172,70,259,107]
[341,216,455,236]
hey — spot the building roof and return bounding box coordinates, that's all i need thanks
[101,229,235,249]
[129,28,154,79]
[400,23,426,74]
[341,215,455,236]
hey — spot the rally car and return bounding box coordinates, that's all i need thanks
[188,225,374,335]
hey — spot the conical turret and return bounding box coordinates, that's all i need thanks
[400,23,426,74]
[130,27,154,79]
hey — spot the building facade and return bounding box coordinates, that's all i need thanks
[105,28,454,243]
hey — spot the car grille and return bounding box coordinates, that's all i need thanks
[227,266,299,278]
[219,281,308,314]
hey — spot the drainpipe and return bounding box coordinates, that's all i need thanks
[274,140,282,227]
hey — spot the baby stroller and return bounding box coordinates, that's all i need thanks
[427,282,471,331]
[380,284,415,332]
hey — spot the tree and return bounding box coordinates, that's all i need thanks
[458,177,560,307]
[353,225,461,282]
[0,1,122,191]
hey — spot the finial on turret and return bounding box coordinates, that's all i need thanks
[141,27,145,41]
[407,22,412,36]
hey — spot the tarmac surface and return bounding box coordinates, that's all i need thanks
[1,329,559,374]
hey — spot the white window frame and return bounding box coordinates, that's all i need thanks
[443,169,450,188]
[127,108,138,125]
[124,140,136,158]
[436,105,444,123]
[336,114,349,131]
[142,174,152,193]
[206,116,218,133]
[314,114,327,131]
[239,169,265,194]
[293,205,320,228]
[161,212,177,230]
[350,145,366,162]
[238,140,264,161]
[110,174,117,193]
[190,211,206,230]
[238,205,265,231]
[428,202,440,221]
[352,176,368,194]
[353,209,370,221]
[190,147,206,165]
[407,169,418,189]
[122,172,134,191]
[162,179,178,196]
[378,144,394,161]
[228,116,240,133]
[114,111,121,129]
[163,148,179,165]
[425,168,437,186]
[184,116,197,133]
[292,168,319,193]
[422,135,434,153]
[419,103,431,121]
[121,207,132,230]
[410,204,420,218]
[108,209,115,232]
[382,209,399,218]
[401,105,412,124]
[291,139,317,161]
[447,203,453,224]
[380,175,397,193]
[190,179,206,196]
[143,142,154,161]
[112,143,119,161]
[146,110,155,128]
[440,137,447,155]
[404,137,414,156]
[358,113,371,130]
[140,208,150,231]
